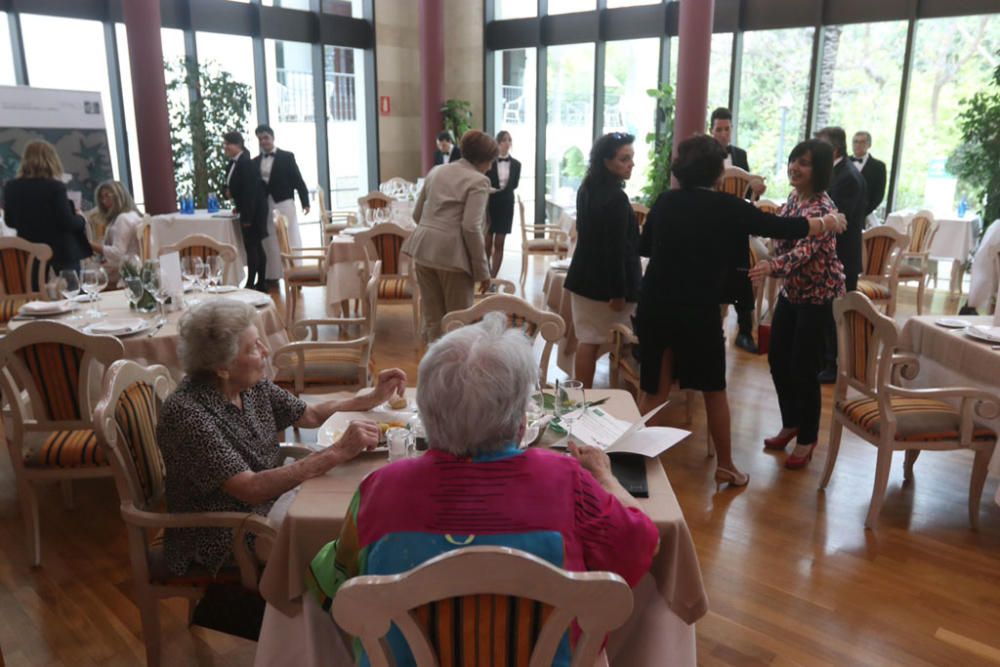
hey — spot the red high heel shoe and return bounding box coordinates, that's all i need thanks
[764,428,799,451]
[785,443,816,470]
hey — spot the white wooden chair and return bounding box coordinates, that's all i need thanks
[442,294,565,386]
[893,211,938,315]
[717,166,764,202]
[272,261,381,395]
[474,277,517,300]
[0,236,52,330]
[820,292,999,529]
[519,196,570,285]
[93,360,295,667]
[274,211,327,325]
[158,233,239,285]
[856,226,908,316]
[0,320,124,566]
[331,546,633,667]
[136,215,154,262]
[353,222,419,342]
[318,187,356,245]
[358,191,392,223]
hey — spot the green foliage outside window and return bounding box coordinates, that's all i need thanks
[441,99,474,141]
[640,83,675,206]
[947,53,1000,229]
[165,58,252,208]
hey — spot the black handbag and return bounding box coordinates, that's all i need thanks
[190,583,266,641]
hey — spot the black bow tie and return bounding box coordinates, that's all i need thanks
[263,152,275,158]
[850,156,863,163]
[497,157,511,162]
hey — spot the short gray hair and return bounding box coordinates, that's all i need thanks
[417,313,537,457]
[177,298,257,379]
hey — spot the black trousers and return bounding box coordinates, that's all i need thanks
[244,235,267,290]
[768,295,829,444]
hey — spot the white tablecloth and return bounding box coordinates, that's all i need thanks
[151,210,248,285]
[884,211,980,294]
[898,315,1000,506]
[965,219,1000,312]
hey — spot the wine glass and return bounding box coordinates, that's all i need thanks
[124,275,145,313]
[555,380,586,444]
[80,268,101,317]
[182,256,205,303]
[57,269,82,320]
[94,266,109,315]
[141,261,168,324]
[207,256,225,291]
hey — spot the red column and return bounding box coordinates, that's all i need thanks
[122,0,177,214]
[672,0,715,157]
[419,0,444,174]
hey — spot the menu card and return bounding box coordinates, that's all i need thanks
[552,401,690,457]
[159,251,184,300]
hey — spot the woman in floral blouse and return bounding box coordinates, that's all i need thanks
[749,139,845,470]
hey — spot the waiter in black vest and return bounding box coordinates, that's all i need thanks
[254,124,310,289]
[485,130,521,278]
[710,107,767,353]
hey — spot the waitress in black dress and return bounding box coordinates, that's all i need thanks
[223,131,268,292]
[485,131,521,278]
[637,134,845,491]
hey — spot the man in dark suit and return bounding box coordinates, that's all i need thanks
[710,107,766,353]
[432,131,462,166]
[851,130,887,222]
[484,130,521,278]
[253,124,310,288]
[816,126,868,382]
[223,131,268,292]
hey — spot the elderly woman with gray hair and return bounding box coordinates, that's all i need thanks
[157,298,406,577]
[307,314,659,665]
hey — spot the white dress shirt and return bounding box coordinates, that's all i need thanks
[497,157,511,189]
[260,152,275,183]
[850,153,869,171]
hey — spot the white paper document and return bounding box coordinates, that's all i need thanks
[552,401,690,457]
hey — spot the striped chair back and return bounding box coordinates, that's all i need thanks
[274,212,292,256]
[0,237,51,297]
[112,379,167,505]
[832,292,897,397]
[15,342,88,420]
[717,167,760,201]
[158,234,238,281]
[370,233,404,275]
[861,227,906,278]
[358,191,391,211]
[137,217,153,261]
[906,211,936,253]
[631,202,649,231]
[332,547,632,667]
[178,245,219,263]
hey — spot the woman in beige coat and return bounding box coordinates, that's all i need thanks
[402,130,498,341]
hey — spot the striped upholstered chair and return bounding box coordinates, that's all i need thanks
[717,166,763,202]
[0,237,52,330]
[820,292,999,530]
[274,211,327,325]
[354,222,419,341]
[893,211,938,315]
[0,320,124,566]
[158,233,239,285]
[332,546,632,667]
[855,226,907,316]
[441,294,565,386]
[357,191,392,222]
[93,360,294,667]
[272,261,381,395]
[136,215,154,261]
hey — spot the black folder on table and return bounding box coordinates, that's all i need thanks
[609,453,649,497]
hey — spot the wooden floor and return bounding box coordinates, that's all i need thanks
[1,253,999,666]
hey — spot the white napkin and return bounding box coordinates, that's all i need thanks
[19,300,70,314]
[87,318,145,335]
[228,291,272,307]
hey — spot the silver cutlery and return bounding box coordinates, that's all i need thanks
[147,320,166,337]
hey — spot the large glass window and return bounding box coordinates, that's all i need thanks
[494,48,538,226]
[325,45,370,210]
[495,0,536,20]
[547,0,595,15]
[546,43,594,210]
[116,26,185,210]
[264,39,319,224]
[708,33,733,114]
[606,0,660,7]
[195,31,259,130]
[604,39,658,200]
[21,15,120,185]
[0,13,16,85]
[815,21,907,218]
[739,27,815,202]
[895,14,1000,215]
[321,0,362,18]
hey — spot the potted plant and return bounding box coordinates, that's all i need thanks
[440,99,474,141]
[640,83,676,206]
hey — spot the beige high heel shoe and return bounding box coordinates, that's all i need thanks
[714,467,750,491]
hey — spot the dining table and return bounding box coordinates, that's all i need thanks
[254,388,708,667]
[897,315,1000,506]
[9,288,287,381]
[883,210,980,295]
[151,209,248,285]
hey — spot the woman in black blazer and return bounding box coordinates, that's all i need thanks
[223,131,268,292]
[637,135,845,491]
[3,140,91,277]
[484,131,521,278]
[564,132,641,389]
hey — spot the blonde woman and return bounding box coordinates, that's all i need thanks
[88,180,143,271]
[2,140,90,275]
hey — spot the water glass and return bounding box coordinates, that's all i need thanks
[207,255,225,290]
[58,269,82,319]
[124,275,145,311]
[80,268,101,317]
[386,428,412,462]
[142,261,168,324]
[555,380,585,444]
[182,256,205,302]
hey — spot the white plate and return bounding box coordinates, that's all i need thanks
[318,409,412,447]
[18,300,73,315]
[342,226,369,236]
[964,325,1000,343]
[935,318,971,328]
[83,318,150,336]
[207,285,239,294]
[226,291,273,307]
